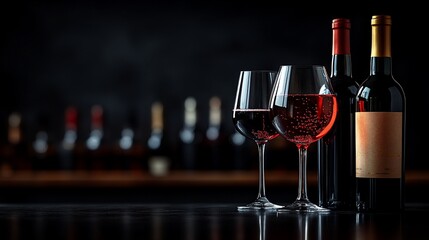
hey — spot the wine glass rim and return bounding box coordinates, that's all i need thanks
[278,64,326,69]
[240,70,277,73]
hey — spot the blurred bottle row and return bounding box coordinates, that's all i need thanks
[0,96,298,176]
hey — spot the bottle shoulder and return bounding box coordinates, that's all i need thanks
[357,75,405,96]
[356,75,405,112]
[331,76,359,95]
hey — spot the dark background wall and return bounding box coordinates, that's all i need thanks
[0,1,424,169]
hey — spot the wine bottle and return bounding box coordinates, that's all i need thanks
[201,96,227,170]
[317,18,359,210]
[116,127,134,170]
[147,101,170,176]
[229,128,249,170]
[355,15,406,212]
[84,105,106,171]
[58,106,78,170]
[1,112,26,174]
[31,113,57,170]
[179,97,201,170]
[116,111,144,172]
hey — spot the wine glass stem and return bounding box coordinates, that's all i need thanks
[297,145,309,201]
[256,141,267,199]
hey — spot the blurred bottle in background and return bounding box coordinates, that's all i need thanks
[178,97,201,171]
[146,101,170,176]
[84,105,106,171]
[200,96,229,170]
[1,112,27,174]
[30,113,58,171]
[114,111,145,172]
[229,128,250,170]
[58,106,78,171]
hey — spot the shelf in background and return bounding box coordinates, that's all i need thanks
[0,170,427,188]
[0,170,301,188]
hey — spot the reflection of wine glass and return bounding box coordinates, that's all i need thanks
[237,209,275,240]
[269,65,337,212]
[256,211,275,240]
[254,210,270,240]
[233,70,284,211]
[257,210,268,240]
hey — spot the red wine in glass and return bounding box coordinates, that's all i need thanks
[233,109,279,142]
[271,94,337,145]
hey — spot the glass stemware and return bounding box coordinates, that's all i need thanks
[232,70,284,211]
[269,65,337,212]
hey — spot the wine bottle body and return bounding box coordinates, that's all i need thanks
[318,73,358,210]
[355,72,406,212]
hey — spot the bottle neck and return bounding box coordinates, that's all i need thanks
[90,105,103,130]
[183,97,197,129]
[370,15,392,76]
[331,18,352,77]
[331,54,352,77]
[208,96,221,128]
[8,112,22,145]
[370,57,392,76]
[65,106,77,131]
[151,102,164,132]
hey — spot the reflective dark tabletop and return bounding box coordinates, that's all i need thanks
[0,203,426,240]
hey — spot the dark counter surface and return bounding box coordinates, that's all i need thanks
[0,202,427,240]
[0,170,427,239]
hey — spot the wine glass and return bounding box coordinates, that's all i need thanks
[232,70,284,211]
[269,65,337,212]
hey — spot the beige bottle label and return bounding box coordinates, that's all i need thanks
[355,112,402,178]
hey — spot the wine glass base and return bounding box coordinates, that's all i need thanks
[237,197,284,211]
[277,200,330,213]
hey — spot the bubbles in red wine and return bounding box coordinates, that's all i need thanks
[271,94,337,145]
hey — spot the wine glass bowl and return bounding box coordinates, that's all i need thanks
[232,70,284,211]
[269,65,337,212]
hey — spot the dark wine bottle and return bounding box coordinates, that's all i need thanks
[1,112,27,174]
[31,113,57,171]
[201,96,227,170]
[84,105,106,171]
[115,111,144,172]
[58,106,78,170]
[318,18,359,210]
[229,128,249,170]
[179,97,201,171]
[355,15,406,212]
[146,101,170,176]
